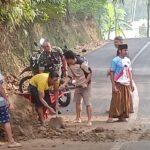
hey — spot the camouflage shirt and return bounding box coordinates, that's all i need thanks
[38,47,63,76]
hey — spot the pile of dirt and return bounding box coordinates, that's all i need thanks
[30,125,137,143]
[0,93,146,143]
[7,94,39,140]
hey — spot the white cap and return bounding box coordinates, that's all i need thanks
[0,73,4,83]
[40,38,46,46]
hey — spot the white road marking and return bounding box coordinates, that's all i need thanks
[132,42,150,64]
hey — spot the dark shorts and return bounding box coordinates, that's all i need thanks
[29,85,56,110]
[0,106,10,124]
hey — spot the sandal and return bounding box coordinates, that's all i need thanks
[8,142,22,148]
[115,118,127,122]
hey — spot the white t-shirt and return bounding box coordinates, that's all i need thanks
[117,57,132,85]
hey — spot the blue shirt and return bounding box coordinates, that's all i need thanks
[110,56,132,85]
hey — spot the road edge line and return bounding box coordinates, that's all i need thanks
[132,42,150,64]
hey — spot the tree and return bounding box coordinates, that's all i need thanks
[112,0,125,36]
[101,2,130,39]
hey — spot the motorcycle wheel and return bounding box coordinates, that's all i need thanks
[58,91,71,107]
[19,76,32,93]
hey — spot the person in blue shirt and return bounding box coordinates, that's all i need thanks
[107,44,134,123]
[0,73,22,148]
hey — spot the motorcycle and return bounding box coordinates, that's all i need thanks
[19,41,72,107]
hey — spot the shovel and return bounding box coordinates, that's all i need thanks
[49,101,64,129]
[48,86,82,129]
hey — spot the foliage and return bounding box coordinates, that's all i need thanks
[0,0,67,27]
[69,0,106,16]
[100,2,131,39]
[0,0,35,27]
[0,0,130,40]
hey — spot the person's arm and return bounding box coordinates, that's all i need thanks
[110,60,118,92]
[0,84,9,106]
[85,70,92,85]
[80,63,92,85]
[38,91,51,108]
[110,71,118,92]
[59,66,73,90]
[58,48,68,77]
[59,76,71,90]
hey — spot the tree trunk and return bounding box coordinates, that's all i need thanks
[98,15,102,39]
[65,0,70,23]
[113,3,117,37]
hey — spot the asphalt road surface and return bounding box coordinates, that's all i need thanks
[63,38,150,115]
[61,37,150,150]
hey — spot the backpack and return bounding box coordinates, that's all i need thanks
[75,54,88,66]
[69,54,92,84]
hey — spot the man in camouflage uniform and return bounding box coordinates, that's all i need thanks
[38,40,67,113]
[38,40,67,77]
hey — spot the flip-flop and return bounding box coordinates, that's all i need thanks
[115,119,128,122]
[8,142,22,148]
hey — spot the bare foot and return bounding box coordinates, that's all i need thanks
[0,141,5,146]
[87,121,92,126]
[73,118,82,123]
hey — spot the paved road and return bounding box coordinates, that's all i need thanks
[63,38,150,115]
[61,37,150,149]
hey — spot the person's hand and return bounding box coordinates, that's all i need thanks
[82,83,87,88]
[107,70,111,77]
[48,106,56,114]
[112,85,118,93]
[131,84,134,92]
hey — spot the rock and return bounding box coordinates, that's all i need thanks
[52,145,56,148]
[49,117,65,129]
[132,128,138,131]
[94,127,105,133]
[105,133,115,141]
